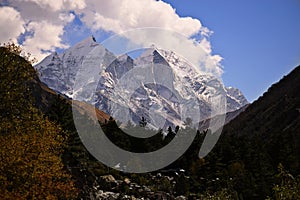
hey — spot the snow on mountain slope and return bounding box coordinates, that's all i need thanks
[35,37,248,129]
[225,87,249,112]
[153,48,248,112]
[35,36,115,97]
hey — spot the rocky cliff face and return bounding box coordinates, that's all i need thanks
[35,37,248,129]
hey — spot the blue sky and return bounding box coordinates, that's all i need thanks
[163,0,300,102]
[1,0,300,102]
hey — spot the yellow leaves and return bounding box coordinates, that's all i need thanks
[0,114,78,199]
[0,42,77,199]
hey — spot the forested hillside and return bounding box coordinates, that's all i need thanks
[1,44,299,199]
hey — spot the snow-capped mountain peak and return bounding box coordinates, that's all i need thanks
[35,37,248,129]
[35,36,114,97]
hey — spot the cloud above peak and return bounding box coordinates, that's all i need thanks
[0,0,222,75]
[80,0,204,37]
[0,6,25,43]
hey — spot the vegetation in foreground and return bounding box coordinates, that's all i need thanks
[0,43,299,199]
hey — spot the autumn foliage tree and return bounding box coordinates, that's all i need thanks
[0,44,77,199]
[0,116,78,199]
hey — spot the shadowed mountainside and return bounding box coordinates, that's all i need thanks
[1,45,300,199]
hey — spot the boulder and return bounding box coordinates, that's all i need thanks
[98,175,118,190]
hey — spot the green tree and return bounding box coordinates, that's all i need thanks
[0,45,78,199]
[0,46,37,131]
[270,163,300,200]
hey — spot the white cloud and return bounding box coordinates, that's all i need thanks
[0,6,25,43]
[17,0,86,12]
[78,0,223,76]
[0,0,222,75]
[22,21,68,61]
[0,0,85,62]
[59,12,75,23]
[80,0,203,37]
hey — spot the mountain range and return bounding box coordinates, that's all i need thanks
[35,36,248,129]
